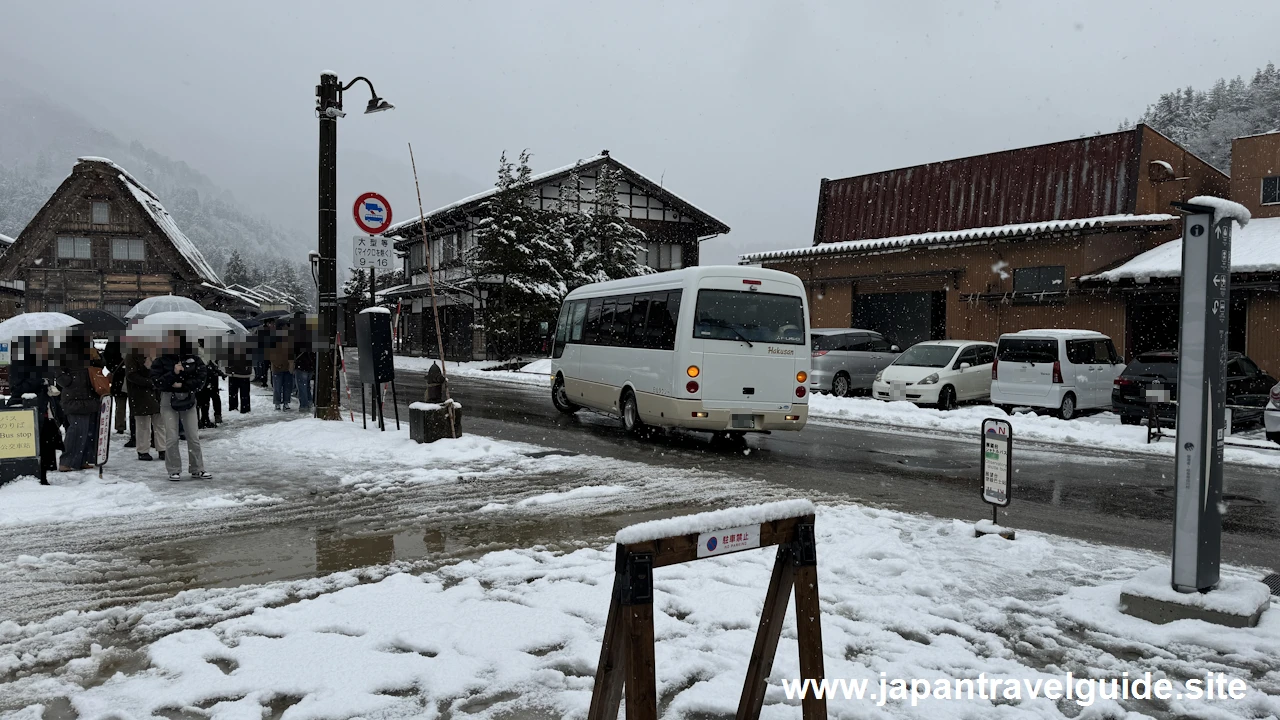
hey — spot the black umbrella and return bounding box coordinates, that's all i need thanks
[66,308,126,334]
[240,310,292,329]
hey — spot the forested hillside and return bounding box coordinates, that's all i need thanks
[1132,62,1280,172]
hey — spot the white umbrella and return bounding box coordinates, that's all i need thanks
[202,310,249,338]
[0,312,83,343]
[128,311,232,340]
[125,295,204,319]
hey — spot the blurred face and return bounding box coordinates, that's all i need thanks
[162,330,183,353]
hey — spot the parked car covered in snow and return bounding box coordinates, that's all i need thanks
[809,328,899,397]
[990,329,1124,420]
[1111,350,1277,431]
[1264,381,1279,444]
[871,340,996,410]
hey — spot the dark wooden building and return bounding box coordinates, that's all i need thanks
[385,151,730,359]
[743,125,1231,358]
[0,157,256,316]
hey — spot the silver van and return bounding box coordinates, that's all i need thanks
[810,328,901,396]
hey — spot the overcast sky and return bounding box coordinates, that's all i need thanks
[4,1,1279,264]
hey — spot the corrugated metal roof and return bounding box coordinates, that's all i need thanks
[740,213,1178,264]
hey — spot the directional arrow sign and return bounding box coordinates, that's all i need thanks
[1213,274,1226,289]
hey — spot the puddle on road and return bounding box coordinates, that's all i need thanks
[117,505,686,599]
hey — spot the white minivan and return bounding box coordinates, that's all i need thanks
[990,329,1124,420]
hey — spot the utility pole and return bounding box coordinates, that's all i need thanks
[314,72,393,421]
[315,72,341,420]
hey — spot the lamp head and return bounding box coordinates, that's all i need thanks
[365,97,394,114]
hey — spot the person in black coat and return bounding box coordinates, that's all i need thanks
[125,349,165,461]
[6,336,64,482]
[55,336,99,472]
[151,331,211,480]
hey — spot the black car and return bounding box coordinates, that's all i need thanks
[1112,351,1277,429]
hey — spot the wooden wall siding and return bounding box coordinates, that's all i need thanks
[1245,294,1280,376]
[818,129,1142,244]
[1133,126,1232,216]
[1230,133,1280,220]
[949,294,1127,346]
[808,282,852,328]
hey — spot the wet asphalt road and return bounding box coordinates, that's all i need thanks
[377,368,1280,570]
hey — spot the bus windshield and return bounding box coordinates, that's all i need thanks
[693,290,805,345]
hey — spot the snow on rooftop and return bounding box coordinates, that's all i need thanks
[359,306,391,314]
[78,156,160,202]
[120,176,221,285]
[739,214,1179,263]
[0,233,14,245]
[615,499,816,544]
[385,155,607,236]
[1083,216,1280,283]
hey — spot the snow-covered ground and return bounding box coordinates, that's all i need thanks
[808,395,1280,468]
[7,503,1276,719]
[393,355,552,387]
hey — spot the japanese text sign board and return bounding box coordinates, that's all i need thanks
[352,192,393,234]
[1172,205,1232,593]
[96,396,112,468]
[354,235,395,271]
[980,418,1012,507]
[0,407,41,486]
[696,524,761,558]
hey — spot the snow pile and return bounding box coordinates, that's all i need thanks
[808,394,1280,468]
[394,356,551,388]
[1121,567,1272,616]
[34,504,1280,718]
[1084,215,1280,283]
[408,399,462,411]
[1189,195,1251,227]
[0,474,168,527]
[616,499,816,544]
[360,306,392,314]
[520,358,553,375]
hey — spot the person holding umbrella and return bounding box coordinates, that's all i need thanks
[55,335,101,472]
[124,347,164,461]
[6,335,65,482]
[151,329,212,480]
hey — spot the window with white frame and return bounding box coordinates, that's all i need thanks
[112,237,145,261]
[57,236,92,260]
[92,202,110,224]
[1262,176,1280,205]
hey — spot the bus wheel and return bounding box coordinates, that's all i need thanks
[621,390,644,435]
[552,376,580,414]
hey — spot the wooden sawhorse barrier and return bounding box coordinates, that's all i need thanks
[588,504,826,719]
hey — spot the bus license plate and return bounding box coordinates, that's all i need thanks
[731,414,756,429]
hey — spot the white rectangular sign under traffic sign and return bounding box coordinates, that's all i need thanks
[354,235,395,270]
[981,418,1012,507]
[696,524,761,558]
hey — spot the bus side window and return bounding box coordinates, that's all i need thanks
[644,293,667,349]
[656,290,681,350]
[599,298,616,346]
[630,295,650,347]
[612,296,633,347]
[583,298,603,344]
[570,301,587,342]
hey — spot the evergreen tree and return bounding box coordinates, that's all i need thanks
[223,250,250,286]
[550,163,592,289]
[590,164,652,281]
[343,268,371,309]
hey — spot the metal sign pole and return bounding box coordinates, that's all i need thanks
[1170,203,1232,593]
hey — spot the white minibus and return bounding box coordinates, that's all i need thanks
[550,266,811,437]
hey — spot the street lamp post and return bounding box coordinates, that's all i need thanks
[314,72,393,420]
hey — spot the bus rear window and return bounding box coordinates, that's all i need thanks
[693,290,805,345]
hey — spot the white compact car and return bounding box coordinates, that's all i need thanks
[990,329,1124,420]
[1266,381,1279,444]
[872,340,996,410]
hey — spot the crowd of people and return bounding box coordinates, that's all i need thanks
[5,316,317,484]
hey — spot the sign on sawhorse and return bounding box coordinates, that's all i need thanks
[588,500,825,720]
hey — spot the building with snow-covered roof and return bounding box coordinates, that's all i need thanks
[0,157,258,318]
[385,150,730,359]
[739,124,1232,359]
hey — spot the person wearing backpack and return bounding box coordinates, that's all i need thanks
[151,330,211,481]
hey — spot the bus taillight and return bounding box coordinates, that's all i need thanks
[686,380,700,393]
[687,365,700,378]
[796,371,808,383]
[795,386,806,398]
